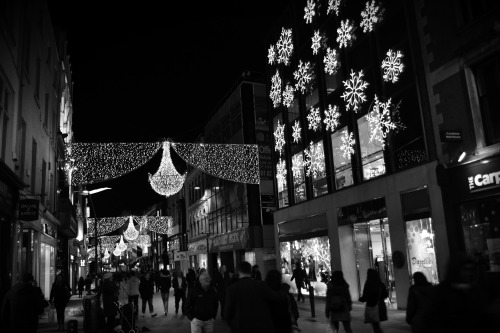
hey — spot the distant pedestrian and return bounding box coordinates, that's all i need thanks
[172,270,187,315]
[213,265,230,319]
[290,261,307,302]
[406,272,433,333]
[186,268,196,293]
[85,274,93,295]
[265,269,296,333]
[326,271,353,333]
[185,271,219,333]
[1,273,47,332]
[99,272,119,333]
[224,261,280,333]
[159,269,172,316]
[78,276,85,298]
[126,270,141,319]
[359,268,388,333]
[139,272,157,318]
[49,273,72,331]
[251,265,262,281]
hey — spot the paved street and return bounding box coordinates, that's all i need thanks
[38,290,410,333]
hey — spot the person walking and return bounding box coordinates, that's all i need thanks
[78,276,85,298]
[359,268,388,333]
[85,274,93,295]
[251,265,262,281]
[126,270,141,320]
[213,264,230,319]
[139,271,157,318]
[224,261,280,333]
[49,273,72,331]
[265,269,296,333]
[290,261,307,302]
[1,273,47,332]
[159,269,172,316]
[185,271,219,333]
[172,270,188,315]
[186,268,196,294]
[406,272,433,333]
[325,271,353,333]
[100,272,119,332]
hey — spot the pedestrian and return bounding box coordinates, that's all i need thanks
[126,270,141,319]
[405,271,433,333]
[78,276,85,298]
[325,271,353,333]
[172,270,188,315]
[308,256,317,282]
[139,271,157,318]
[290,261,307,302]
[85,274,93,295]
[185,271,219,333]
[251,264,262,281]
[49,273,72,331]
[0,273,47,332]
[359,268,388,333]
[99,272,119,332]
[213,264,230,319]
[265,269,296,333]
[224,261,280,333]
[159,269,172,316]
[186,268,196,293]
[154,269,161,293]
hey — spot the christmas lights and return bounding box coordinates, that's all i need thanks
[276,158,287,190]
[172,142,260,184]
[113,243,122,257]
[365,95,397,149]
[360,0,383,33]
[135,216,173,235]
[304,141,326,178]
[324,48,340,75]
[149,141,186,198]
[274,120,286,156]
[337,20,355,49]
[327,0,341,16]
[292,120,302,143]
[311,30,321,55]
[270,70,282,108]
[282,84,295,108]
[324,104,341,132]
[123,216,139,241]
[292,153,304,184]
[341,69,369,112]
[276,28,294,66]
[87,217,128,237]
[117,235,127,252]
[130,235,151,249]
[340,130,356,159]
[381,49,404,83]
[293,60,312,94]
[304,0,315,24]
[268,44,276,65]
[307,107,322,132]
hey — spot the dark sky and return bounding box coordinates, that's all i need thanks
[47,0,292,216]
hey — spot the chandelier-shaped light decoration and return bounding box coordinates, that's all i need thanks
[103,250,110,259]
[113,243,122,257]
[149,141,186,197]
[130,235,151,249]
[117,235,127,252]
[123,216,139,241]
[87,217,127,237]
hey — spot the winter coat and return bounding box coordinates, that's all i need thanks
[172,276,187,297]
[290,267,307,288]
[0,282,46,332]
[50,280,71,307]
[269,283,294,333]
[325,281,352,322]
[186,270,196,289]
[359,280,388,322]
[159,275,171,293]
[101,279,119,317]
[406,283,433,333]
[126,275,140,296]
[139,277,154,299]
[184,284,219,321]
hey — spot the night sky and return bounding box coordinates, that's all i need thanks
[47,0,292,216]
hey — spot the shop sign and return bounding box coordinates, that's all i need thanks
[440,130,462,142]
[468,169,500,193]
[19,199,39,221]
[174,251,187,261]
[80,259,86,267]
[188,240,207,254]
[209,228,250,252]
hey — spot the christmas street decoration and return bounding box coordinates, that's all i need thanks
[117,235,127,252]
[123,216,139,241]
[292,120,302,143]
[304,141,325,178]
[274,120,286,156]
[276,28,294,66]
[276,158,287,189]
[341,69,369,112]
[324,47,340,75]
[135,216,173,235]
[381,49,404,83]
[324,104,341,132]
[113,243,122,257]
[87,216,128,237]
[307,107,322,132]
[270,70,282,108]
[340,130,356,159]
[149,141,186,198]
[337,19,355,49]
[268,44,276,64]
[311,30,321,55]
[293,60,312,94]
[365,95,397,149]
[292,153,304,184]
[360,0,383,33]
[327,0,341,16]
[283,84,295,108]
[304,0,316,24]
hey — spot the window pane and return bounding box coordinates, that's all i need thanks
[292,152,306,203]
[331,126,354,189]
[358,117,386,180]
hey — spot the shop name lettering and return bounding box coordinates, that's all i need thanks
[411,257,432,268]
[212,233,241,247]
[468,171,500,191]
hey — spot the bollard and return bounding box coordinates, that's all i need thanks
[308,285,315,318]
[67,319,78,332]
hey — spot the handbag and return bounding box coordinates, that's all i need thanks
[48,306,56,323]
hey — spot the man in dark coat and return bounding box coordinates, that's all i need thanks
[290,261,307,302]
[99,272,119,332]
[185,271,219,332]
[1,273,46,332]
[186,268,196,293]
[224,261,280,333]
[172,270,187,315]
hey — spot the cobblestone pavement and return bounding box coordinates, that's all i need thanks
[38,290,410,333]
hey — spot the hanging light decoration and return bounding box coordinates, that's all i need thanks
[117,235,127,252]
[103,250,110,259]
[112,243,122,257]
[123,216,139,241]
[149,141,186,197]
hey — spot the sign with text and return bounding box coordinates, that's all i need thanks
[209,228,250,252]
[19,199,39,221]
[440,130,462,142]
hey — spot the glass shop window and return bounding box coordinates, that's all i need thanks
[292,151,306,203]
[309,140,327,197]
[405,218,439,285]
[331,126,354,189]
[357,116,386,180]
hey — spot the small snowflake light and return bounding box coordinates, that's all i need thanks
[324,47,340,75]
[340,130,356,159]
[307,107,322,131]
[337,19,355,49]
[341,69,369,112]
[311,30,321,55]
[282,84,295,108]
[292,153,304,184]
[327,0,341,16]
[324,104,341,132]
[304,0,316,24]
[268,44,276,65]
[274,120,286,156]
[292,120,302,143]
[303,141,325,178]
[276,158,287,189]
[276,28,294,66]
[360,0,383,33]
[365,95,398,149]
[270,70,282,108]
[381,49,404,83]
[293,60,312,94]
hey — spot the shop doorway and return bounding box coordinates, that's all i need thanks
[353,218,395,305]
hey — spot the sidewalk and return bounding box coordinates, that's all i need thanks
[38,291,410,332]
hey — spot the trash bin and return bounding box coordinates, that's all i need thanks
[83,295,98,333]
[67,319,78,332]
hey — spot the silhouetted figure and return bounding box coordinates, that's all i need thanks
[100,272,119,332]
[172,270,187,315]
[139,272,157,317]
[326,271,353,333]
[265,269,296,333]
[185,271,219,332]
[290,261,307,302]
[78,276,85,298]
[359,268,388,333]
[158,269,171,316]
[186,268,196,293]
[406,272,433,333]
[50,273,72,331]
[214,265,230,319]
[251,265,262,281]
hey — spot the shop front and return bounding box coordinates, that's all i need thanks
[188,236,209,271]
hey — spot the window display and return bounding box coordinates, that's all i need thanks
[405,218,439,284]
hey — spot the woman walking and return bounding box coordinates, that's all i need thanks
[359,268,388,333]
[49,274,71,331]
[325,271,353,333]
[77,276,85,298]
[406,272,433,333]
[139,272,157,318]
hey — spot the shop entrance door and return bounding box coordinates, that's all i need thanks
[353,218,395,305]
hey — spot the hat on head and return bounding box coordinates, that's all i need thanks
[103,272,113,280]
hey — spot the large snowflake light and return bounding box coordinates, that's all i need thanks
[293,60,312,94]
[340,130,356,159]
[365,95,397,149]
[274,120,286,156]
[270,70,282,108]
[311,30,321,55]
[149,141,186,197]
[341,69,369,112]
[327,0,341,16]
[324,47,340,75]
[303,141,325,178]
[268,44,276,65]
[381,49,404,83]
[292,120,302,143]
[304,0,316,24]
[337,19,355,49]
[307,107,322,131]
[360,0,383,33]
[276,28,294,66]
[324,104,341,132]
[276,158,287,189]
[283,84,295,108]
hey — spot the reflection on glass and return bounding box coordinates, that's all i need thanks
[331,126,354,189]
[292,152,307,203]
[405,218,439,284]
[357,117,386,180]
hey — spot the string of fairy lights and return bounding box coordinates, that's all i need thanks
[86,215,174,238]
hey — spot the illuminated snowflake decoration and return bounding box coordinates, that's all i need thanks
[303,141,325,178]
[307,107,321,131]
[276,158,287,189]
[292,154,304,183]
[268,44,276,65]
[323,104,341,132]
[276,28,294,66]
[341,69,369,112]
[311,30,321,55]
[324,47,340,75]
[274,119,286,156]
[270,70,282,108]
[293,60,312,94]
[360,0,382,33]
[340,130,356,159]
[283,84,295,108]
[327,0,341,15]
[292,120,302,143]
[365,95,397,149]
[337,19,355,49]
[381,49,404,83]
[304,0,316,24]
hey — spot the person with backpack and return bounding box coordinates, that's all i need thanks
[159,269,172,316]
[326,271,353,333]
